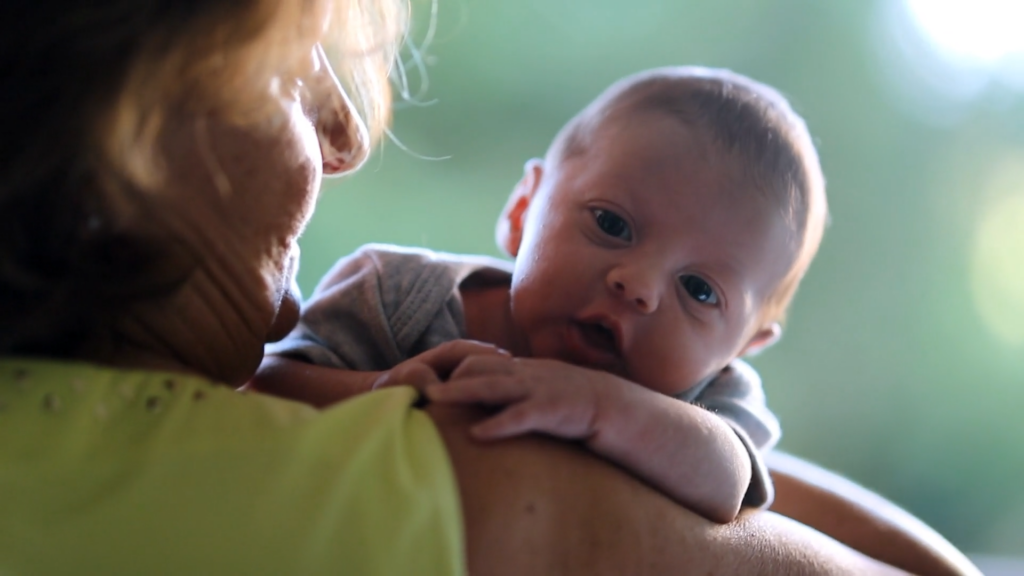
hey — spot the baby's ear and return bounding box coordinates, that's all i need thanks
[495,159,544,257]
[741,322,782,357]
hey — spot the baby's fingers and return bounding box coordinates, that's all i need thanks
[373,363,439,390]
[470,403,547,441]
[425,376,527,406]
[448,353,515,380]
[421,340,509,377]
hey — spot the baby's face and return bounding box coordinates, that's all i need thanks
[506,112,799,395]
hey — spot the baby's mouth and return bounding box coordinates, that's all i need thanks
[577,321,619,355]
[564,319,623,372]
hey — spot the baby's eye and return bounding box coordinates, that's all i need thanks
[592,209,632,241]
[680,275,718,305]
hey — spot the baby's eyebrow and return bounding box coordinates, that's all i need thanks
[685,254,741,280]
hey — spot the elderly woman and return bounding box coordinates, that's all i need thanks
[0,0,977,574]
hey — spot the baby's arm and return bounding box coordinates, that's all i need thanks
[587,382,751,523]
[249,356,375,407]
[250,340,509,408]
[689,360,780,508]
[426,356,751,523]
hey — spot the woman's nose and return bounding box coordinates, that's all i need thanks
[607,265,661,314]
[307,44,369,175]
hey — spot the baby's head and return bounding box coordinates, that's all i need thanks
[495,66,827,395]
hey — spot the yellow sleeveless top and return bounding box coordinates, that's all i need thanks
[0,358,464,575]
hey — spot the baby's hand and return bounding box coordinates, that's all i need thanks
[372,340,510,391]
[425,356,624,441]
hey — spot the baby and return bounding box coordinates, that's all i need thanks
[254,66,828,523]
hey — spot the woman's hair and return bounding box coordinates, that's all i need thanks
[0,0,408,356]
[548,66,828,326]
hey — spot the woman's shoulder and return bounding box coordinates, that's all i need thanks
[0,358,463,575]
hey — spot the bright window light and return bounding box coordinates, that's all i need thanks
[971,158,1024,348]
[904,0,1024,64]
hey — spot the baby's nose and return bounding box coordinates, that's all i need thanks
[607,267,660,313]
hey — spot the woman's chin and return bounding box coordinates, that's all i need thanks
[266,278,302,343]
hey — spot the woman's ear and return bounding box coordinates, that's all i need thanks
[311,45,369,176]
[740,322,782,357]
[495,159,544,257]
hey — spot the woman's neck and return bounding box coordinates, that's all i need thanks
[79,262,272,387]
[80,344,209,382]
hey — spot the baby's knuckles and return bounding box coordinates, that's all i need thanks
[514,358,611,439]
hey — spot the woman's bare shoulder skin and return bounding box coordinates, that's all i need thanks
[426,403,906,576]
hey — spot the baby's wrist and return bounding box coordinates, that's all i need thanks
[587,372,637,439]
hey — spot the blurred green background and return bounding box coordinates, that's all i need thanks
[302,0,1024,555]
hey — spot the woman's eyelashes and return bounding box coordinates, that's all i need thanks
[680,275,718,305]
[592,208,632,241]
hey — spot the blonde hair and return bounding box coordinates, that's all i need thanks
[0,0,408,354]
[107,0,408,197]
[548,66,828,327]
